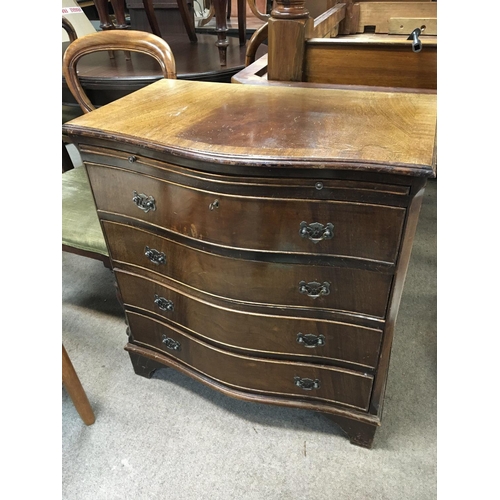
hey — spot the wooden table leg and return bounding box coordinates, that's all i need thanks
[62,344,95,425]
[110,0,128,29]
[176,0,198,42]
[94,0,114,30]
[94,0,132,60]
[237,0,247,45]
[142,0,163,37]
[212,0,230,66]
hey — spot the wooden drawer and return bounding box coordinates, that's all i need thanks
[87,164,405,264]
[104,221,393,318]
[115,270,383,369]
[126,311,374,411]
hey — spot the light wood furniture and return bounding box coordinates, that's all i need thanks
[236,0,437,91]
[63,345,96,425]
[63,78,437,448]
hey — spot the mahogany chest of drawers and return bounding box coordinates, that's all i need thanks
[63,79,437,447]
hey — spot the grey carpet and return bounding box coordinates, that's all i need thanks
[62,179,436,500]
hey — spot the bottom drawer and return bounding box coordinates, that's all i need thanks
[126,311,374,412]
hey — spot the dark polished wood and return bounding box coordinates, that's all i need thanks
[128,350,167,377]
[63,79,437,447]
[62,35,267,107]
[85,162,407,263]
[115,269,384,370]
[125,0,199,41]
[62,16,78,42]
[127,310,374,411]
[103,219,394,317]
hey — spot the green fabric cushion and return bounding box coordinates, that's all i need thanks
[62,167,108,256]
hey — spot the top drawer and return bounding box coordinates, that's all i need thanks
[86,163,406,264]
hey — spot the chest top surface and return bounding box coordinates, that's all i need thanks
[63,79,437,175]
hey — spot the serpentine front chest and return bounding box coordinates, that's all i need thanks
[63,79,437,447]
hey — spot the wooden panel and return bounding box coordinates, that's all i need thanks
[268,17,308,81]
[126,311,374,411]
[103,221,394,318]
[115,270,384,369]
[306,3,346,38]
[87,164,406,264]
[304,42,436,89]
[388,17,437,35]
[357,2,437,33]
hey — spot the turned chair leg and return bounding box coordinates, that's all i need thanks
[62,344,95,425]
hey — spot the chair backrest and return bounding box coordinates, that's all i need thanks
[62,16,78,43]
[63,30,177,114]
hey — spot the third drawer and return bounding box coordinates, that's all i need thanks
[115,269,383,370]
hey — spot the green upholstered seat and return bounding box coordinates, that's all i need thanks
[62,166,108,256]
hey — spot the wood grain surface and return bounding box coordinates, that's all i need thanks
[63,79,437,173]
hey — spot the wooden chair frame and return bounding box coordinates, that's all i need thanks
[63,30,177,114]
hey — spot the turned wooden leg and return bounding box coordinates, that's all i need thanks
[142,0,163,38]
[326,414,378,448]
[110,0,128,29]
[237,0,247,45]
[128,351,166,378]
[94,0,114,30]
[62,345,95,425]
[212,0,229,66]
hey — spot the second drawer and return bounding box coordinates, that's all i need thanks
[104,221,393,318]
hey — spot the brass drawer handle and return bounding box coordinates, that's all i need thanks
[298,281,330,299]
[299,221,334,243]
[132,191,156,213]
[154,294,174,312]
[296,333,325,348]
[145,246,166,265]
[162,335,181,351]
[294,376,320,391]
